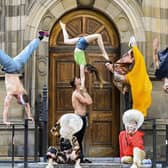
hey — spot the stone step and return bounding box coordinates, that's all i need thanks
[17,158,121,168]
[16,158,152,168]
[16,162,153,168]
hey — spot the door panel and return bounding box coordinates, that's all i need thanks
[49,9,120,156]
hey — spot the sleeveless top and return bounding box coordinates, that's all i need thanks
[76,37,88,50]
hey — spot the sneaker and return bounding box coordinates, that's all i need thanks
[39,31,49,37]
[141,159,152,165]
[141,159,152,167]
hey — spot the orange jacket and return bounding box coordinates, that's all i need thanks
[126,46,152,116]
[119,130,144,158]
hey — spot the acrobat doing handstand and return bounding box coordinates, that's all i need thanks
[0,31,49,125]
[60,21,109,90]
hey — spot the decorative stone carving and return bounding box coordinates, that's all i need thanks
[117,17,129,32]
[37,57,47,76]
[40,15,54,31]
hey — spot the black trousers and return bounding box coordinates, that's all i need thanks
[74,115,87,160]
[124,91,132,111]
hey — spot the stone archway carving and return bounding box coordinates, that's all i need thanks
[25,0,145,42]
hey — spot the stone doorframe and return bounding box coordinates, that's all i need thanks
[24,0,146,115]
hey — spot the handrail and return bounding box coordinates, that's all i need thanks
[142,118,168,168]
[0,119,30,168]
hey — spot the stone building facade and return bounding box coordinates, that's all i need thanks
[0,0,168,161]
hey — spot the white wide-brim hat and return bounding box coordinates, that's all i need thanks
[123,109,144,130]
[59,113,83,139]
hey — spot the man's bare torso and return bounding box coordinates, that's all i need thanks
[72,90,87,116]
[5,74,25,95]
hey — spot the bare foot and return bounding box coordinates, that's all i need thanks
[59,20,66,29]
[105,62,113,72]
[28,116,34,123]
[3,120,11,125]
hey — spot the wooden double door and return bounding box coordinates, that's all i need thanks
[49,9,120,156]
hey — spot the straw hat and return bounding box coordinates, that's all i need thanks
[59,113,83,139]
[123,109,144,130]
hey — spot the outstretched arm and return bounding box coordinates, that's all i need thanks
[105,63,126,82]
[3,94,13,125]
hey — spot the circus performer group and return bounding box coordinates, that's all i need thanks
[1,20,168,168]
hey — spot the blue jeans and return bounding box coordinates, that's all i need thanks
[0,38,41,73]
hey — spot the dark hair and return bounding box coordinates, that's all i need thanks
[22,93,29,103]
[69,77,76,89]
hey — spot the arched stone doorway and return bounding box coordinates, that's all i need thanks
[24,0,146,121]
[49,9,120,156]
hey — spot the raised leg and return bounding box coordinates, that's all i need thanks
[0,49,15,70]
[59,21,79,44]
[84,34,109,60]
[13,38,41,70]
[132,147,145,168]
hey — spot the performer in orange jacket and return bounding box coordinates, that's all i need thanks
[119,130,144,159]
[119,109,145,168]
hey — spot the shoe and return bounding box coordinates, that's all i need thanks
[39,31,49,37]
[141,159,152,164]
[81,158,92,163]
[128,36,136,48]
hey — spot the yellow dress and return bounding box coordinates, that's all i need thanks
[126,46,152,116]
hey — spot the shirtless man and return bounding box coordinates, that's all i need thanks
[69,77,92,163]
[3,74,33,125]
[1,31,49,124]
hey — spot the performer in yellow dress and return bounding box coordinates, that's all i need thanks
[105,36,152,116]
